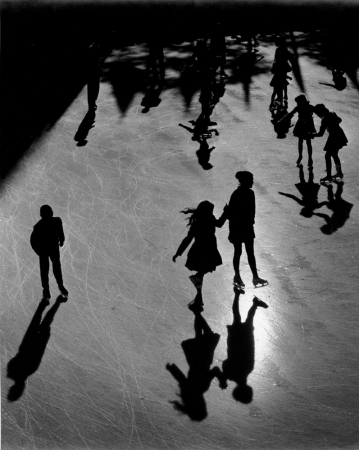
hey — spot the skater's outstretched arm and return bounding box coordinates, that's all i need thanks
[215,204,228,228]
[173,230,194,262]
[276,106,297,124]
[278,192,303,206]
[166,363,187,385]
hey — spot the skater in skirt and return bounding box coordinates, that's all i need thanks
[172,200,226,311]
[222,171,268,289]
[269,36,292,110]
[313,103,348,183]
[279,93,316,167]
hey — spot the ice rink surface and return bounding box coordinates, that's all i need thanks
[2,38,359,449]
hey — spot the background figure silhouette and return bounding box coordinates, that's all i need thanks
[173,201,226,312]
[222,287,268,404]
[223,171,268,289]
[30,205,68,299]
[87,42,102,111]
[74,109,96,146]
[279,165,326,218]
[313,183,353,234]
[269,35,292,110]
[148,38,165,82]
[7,296,64,402]
[314,104,348,183]
[210,23,228,78]
[166,312,224,421]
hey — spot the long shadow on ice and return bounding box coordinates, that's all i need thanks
[7,296,65,402]
[166,311,224,421]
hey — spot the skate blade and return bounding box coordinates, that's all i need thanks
[253,282,269,288]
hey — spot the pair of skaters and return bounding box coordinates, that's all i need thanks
[277,93,348,183]
[173,171,268,312]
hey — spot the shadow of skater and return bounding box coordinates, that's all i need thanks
[237,46,265,106]
[74,109,96,146]
[141,81,163,113]
[87,42,102,111]
[166,312,225,421]
[196,135,215,170]
[279,165,326,218]
[222,287,268,404]
[312,182,353,234]
[271,104,291,139]
[7,296,66,402]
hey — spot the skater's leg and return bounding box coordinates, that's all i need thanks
[232,287,242,326]
[332,149,343,178]
[233,242,245,286]
[50,249,67,295]
[244,239,258,278]
[297,138,303,165]
[39,254,50,297]
[321,151,332,182]
[306,138,313,166]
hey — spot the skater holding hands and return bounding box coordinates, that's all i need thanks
[222,171,268,289]
[172,201,226,311]
[278,93,316,167]
[313,103,348,183]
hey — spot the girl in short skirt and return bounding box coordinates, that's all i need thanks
[314,103,348,183]
[280,93,316,167]
[173,201,226,310]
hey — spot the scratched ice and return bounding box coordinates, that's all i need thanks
[2,39,359,450]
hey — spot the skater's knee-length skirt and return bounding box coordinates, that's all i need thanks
[185,236,222,273]
[293,118,316,139]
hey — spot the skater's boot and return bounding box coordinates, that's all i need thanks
[320,174,332,184]
[253,276,269,287]
[59,285,69,297]
[332,164,344,180]
[308,157,313,167]
[233,274,245,289]
[253,296,269,308]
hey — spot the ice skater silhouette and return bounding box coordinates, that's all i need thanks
[74,109,96,146]
[279,165,326,218]
[313,104,348,183]
[7,296,65,402]
[278,94,316,167]
[222,171,268,289]
[148,38,165,82]
[312,183,353,234]
[30,205,68,299]
[87,42,102,111]
[166,312,225,421]
[222,287,268,403]
[172,201,226,312]
[269,36,292,110]
[210,23,228,78]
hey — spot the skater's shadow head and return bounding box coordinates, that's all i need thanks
[232,383,253,403]
[74,109,96,146]
[7,296,64,402]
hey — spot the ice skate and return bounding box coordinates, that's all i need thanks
[59,285,69,298]
[233,274,245,289]
[332,167,344,182]
[253,296,269,308]
[252,276,269,287]
[320,175,332,184]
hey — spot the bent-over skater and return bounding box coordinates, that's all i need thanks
[313,103,348,183]
[30,205,68,299]
[222,171,268,289]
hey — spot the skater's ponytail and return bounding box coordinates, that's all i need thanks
[181,201,214,227]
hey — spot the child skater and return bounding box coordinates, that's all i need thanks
[269,36,292,110]
[278,93,316,167]
[172,201,226,312]
[313,103,348,183]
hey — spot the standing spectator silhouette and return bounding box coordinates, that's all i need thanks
[269,36,292,110]
[222,287,268,403]
[278,94,316,167]
[30,205,68,299]
[313,104,348,183]
[222,171,268,289]
[87,42,102,111]
[172,201,226,312]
